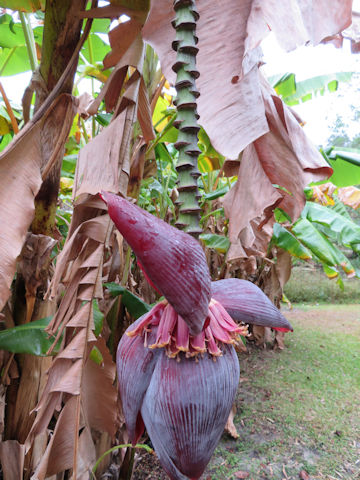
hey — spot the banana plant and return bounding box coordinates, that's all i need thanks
[272,198,360,287]
[270,71,354,106]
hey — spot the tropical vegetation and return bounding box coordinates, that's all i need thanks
[0,1,358,479]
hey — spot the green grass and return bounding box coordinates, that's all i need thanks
[284,268,360,304]
[207,305,360,479]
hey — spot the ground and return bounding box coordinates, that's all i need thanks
[130,304,360,480]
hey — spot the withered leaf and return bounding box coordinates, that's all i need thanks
[0,440,25,480]
[32,396,80,478]
[142,0,351,159]
[0,95,76,312]
[234,471,250,479]
[143,0,267,159]
[299,470,310,480]
[224,404,239,439]
[222,79,332,260]
[82,338,118,436]
[103,18,143,69]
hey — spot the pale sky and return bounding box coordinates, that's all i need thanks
[261,33,360,147]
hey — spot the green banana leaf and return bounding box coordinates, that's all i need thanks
[271,73,296,98]
[0,46,31,75]
[198,128,224,173]
[324,148,360,187]
[203,186,229,201]
[200,233,230,254]
[304,202,360,253]
[105,283,151,319]
[0,317,61,356]
[152,96,178,143]
[80,33,110,65]
[93,300,104,337]
[272,223,312,260]
[292,217,356,276]
[271,72,353,106]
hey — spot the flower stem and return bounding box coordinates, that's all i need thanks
[172,0,202,238]
[92,443,153,474]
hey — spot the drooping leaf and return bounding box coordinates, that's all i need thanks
[143,0,268,159]
[325,148,360,187]
[0,440,25,480]
[105,282,151,319]
[143,0,352,159]
[304,202,360,253]
[73,110,129,198]
[82,338,118,436]
[272,223,312,260]
[222,83,332,261]
[0,95,76,311]
[273,72,353,105]
[292,217,356,276]
[322,264,339,279]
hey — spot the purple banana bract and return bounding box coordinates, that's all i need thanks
[101,191,210,336]
[100,192,292,480]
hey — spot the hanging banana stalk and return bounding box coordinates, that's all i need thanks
[172,0,202,237]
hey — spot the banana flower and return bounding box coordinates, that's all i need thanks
[100,192,292,480]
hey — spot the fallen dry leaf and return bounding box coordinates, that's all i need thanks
[299,470,310,480]
[225,404,239,439]
[234,470,250,479]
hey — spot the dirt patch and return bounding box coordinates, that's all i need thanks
[285,305,360,336]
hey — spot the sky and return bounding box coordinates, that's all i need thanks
[261,33,360,147]
[1,12,360,149]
